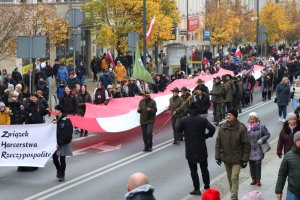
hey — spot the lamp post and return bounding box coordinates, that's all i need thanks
[186,0,189,41]
[256,0,259,56]
[143,0,147,66]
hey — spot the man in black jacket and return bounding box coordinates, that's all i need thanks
[177,103,215,196]
[194,87,210,116]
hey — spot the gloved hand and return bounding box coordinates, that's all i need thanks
[257,139,263,145]
[241,161,248,169]
[216,159,222,166]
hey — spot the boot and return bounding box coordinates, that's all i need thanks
[250,179,256,185]
[256,179,261,186]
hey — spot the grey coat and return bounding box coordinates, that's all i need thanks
[276,83,290,105]
[247,123,270,161]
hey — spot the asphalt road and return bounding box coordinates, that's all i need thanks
[0,89,292,200]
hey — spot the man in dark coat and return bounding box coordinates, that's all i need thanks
[12,67,23,84]
[125,172,156,200]
[24,94,47,124]
[137,91,157,152]
[194,87,210,115]
[177,103,215,196]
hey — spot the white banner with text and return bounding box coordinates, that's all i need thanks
[0,124,57,167]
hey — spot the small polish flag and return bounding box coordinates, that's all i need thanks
[107,51,115,68]
[145,16,156,42]
[235,46,242,57]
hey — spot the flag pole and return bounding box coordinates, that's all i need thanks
[143,0,147,67]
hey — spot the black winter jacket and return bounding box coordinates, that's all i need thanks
[56,114,73,147]
[59,93,78,115]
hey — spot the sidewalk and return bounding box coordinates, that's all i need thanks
[222,153,285,200]
[183,139,285,200]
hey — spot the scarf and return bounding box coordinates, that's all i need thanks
[248,122,259,132]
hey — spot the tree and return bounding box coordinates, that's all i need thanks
[282,0,300,44]
[260,2,291,44]
[230,0,256,46]
[82,0,179,54]
[0,3,68,61]
[205,0,240,46]
[0,5,29,61]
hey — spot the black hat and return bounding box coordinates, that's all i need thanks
[180,86,191,92]
[170,87,180,93]
[187,102,199,116]
[54,105,64,113]
[227,108,238,118]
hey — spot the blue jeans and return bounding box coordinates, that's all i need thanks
[292,99,300,111]
[286,191,300,200]
[278,105,287,119]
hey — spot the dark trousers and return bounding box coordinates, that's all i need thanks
[249,160,262,180]
[188,159,210,190]
[93,71,97,81]
[213,103,222,122]
[222,102,232,117]
[171,116,182,142]
[141,123,153,150]
[278,105,287,119]
[53,154,66,177]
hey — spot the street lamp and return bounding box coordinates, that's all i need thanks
[143,0,147,66]
[256,0,259,56]
[187,0,189,41]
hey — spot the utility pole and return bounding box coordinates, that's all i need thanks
[186,0,189,41]
[256,0,259,57]
[143,0,147,66]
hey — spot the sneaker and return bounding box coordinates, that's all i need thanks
[190,189,201,196]
[282,119,286,123]
[58,176,65,182]
[279,117,282,122]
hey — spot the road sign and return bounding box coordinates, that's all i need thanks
[17,36,46,58]
[65,8,83,27]
[128,32,139,52]
[258,24,267,43]
[179,30,188,35]
[203,30,211,40]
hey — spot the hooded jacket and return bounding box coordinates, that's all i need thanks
[125,184,156,200]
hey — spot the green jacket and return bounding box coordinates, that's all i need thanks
[137,98,157,124]
[223,81,235,103]
[210,82,224,103]
[180,93,192,115]
[169,95,184,118]
[215,120,250,164]
[275,148,300,196]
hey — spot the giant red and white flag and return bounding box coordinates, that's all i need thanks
[145,16,156,42]
[235,46,242,57]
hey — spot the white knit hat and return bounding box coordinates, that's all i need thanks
[249,112,258,118]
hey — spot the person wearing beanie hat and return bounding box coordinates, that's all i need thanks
[53,104,73,182]
[176,102,215,196]
[215,108,250,200]
[246,111,270,186]
[276,130,300,199]
[277,112,300,159]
